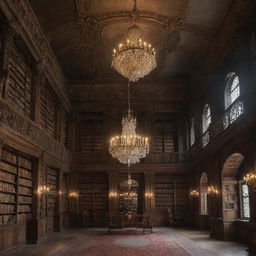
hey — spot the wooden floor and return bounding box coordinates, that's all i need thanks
[2,227,249,256]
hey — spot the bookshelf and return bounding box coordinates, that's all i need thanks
[0,149,33,226]
[78,173,108,226]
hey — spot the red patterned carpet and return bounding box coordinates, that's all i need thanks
[4,228,248,256]
[51,229,204,256]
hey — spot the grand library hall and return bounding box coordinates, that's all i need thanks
[1,0,256,255]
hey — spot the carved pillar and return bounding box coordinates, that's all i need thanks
[54,169,62,232]
[68,170,79,227]
[27,155,43,244]
[108,172,119,215]
[144,171,155,214]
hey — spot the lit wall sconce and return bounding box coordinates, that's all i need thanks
[145,192,154,199]
[69,191,79,198]
[59,190,63,196]
[244,172,256,186]
[39,185,50,194]
[190,189,199,198]
[208,186,218,196]
[109,192,118,198]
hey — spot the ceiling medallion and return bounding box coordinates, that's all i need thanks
[112,24,157,82]
[109,82,149,166]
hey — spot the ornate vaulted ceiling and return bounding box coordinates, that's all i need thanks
[29,0,232,82]
[28,0,250,114]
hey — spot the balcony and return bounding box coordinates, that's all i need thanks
[191,97,244,156]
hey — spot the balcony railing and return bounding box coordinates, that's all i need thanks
[72,151,189,165]
[192,98,244,155]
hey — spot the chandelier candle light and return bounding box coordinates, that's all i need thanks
[244,172,256,186]
[109,82,149,166]
[111,23,157,82]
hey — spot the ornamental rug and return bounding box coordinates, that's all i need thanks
[51,228,209,256]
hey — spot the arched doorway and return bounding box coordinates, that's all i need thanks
[222,153,245,220]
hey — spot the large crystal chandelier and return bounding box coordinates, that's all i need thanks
[109,83,149,166]
[111,1,156,82]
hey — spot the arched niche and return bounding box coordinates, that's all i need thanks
[222,153,245,220]
[118,176,142,214]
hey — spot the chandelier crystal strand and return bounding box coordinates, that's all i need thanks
[111,24,157,82]
[109,82,149,165]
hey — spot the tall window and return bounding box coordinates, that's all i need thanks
[225,73,240,109]
[202,104,211,133]
[241,184,250,219]
[190,117,195,146]
[224,73,243,128]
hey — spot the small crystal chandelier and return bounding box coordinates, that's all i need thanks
[109,83,149,166]
[244,172,256,186]
[111,1,156,82]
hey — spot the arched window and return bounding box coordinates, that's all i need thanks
[200,172,208,215]
[222,153,249,220]
[190,117,195,146]
[241,183,250,219]
[224,72,240,109]
[202,104,211,133]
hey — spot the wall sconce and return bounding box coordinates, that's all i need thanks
[208,186,218,196]
[39,185,50,194]
[145,192,154,199]
[109,192,118,198]
[190,189,199,198]
[244,172,256,187]
[69,191,79,198]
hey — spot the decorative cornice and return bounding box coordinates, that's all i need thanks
[1,0,71,111]
[0,100,71,164]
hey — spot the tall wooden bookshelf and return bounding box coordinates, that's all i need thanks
[155,173,174,208]
[154,173,188,223]
[78,173,108,227]
[0,148,33,226]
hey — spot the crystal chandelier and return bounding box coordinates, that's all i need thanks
[111,1,156,82]
[244,172,256,186]
[109,83,149,166]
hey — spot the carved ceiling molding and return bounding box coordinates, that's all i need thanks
[1,0,71,111]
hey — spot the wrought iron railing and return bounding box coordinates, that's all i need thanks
[223,98,244,129]
[192,98,244,155]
